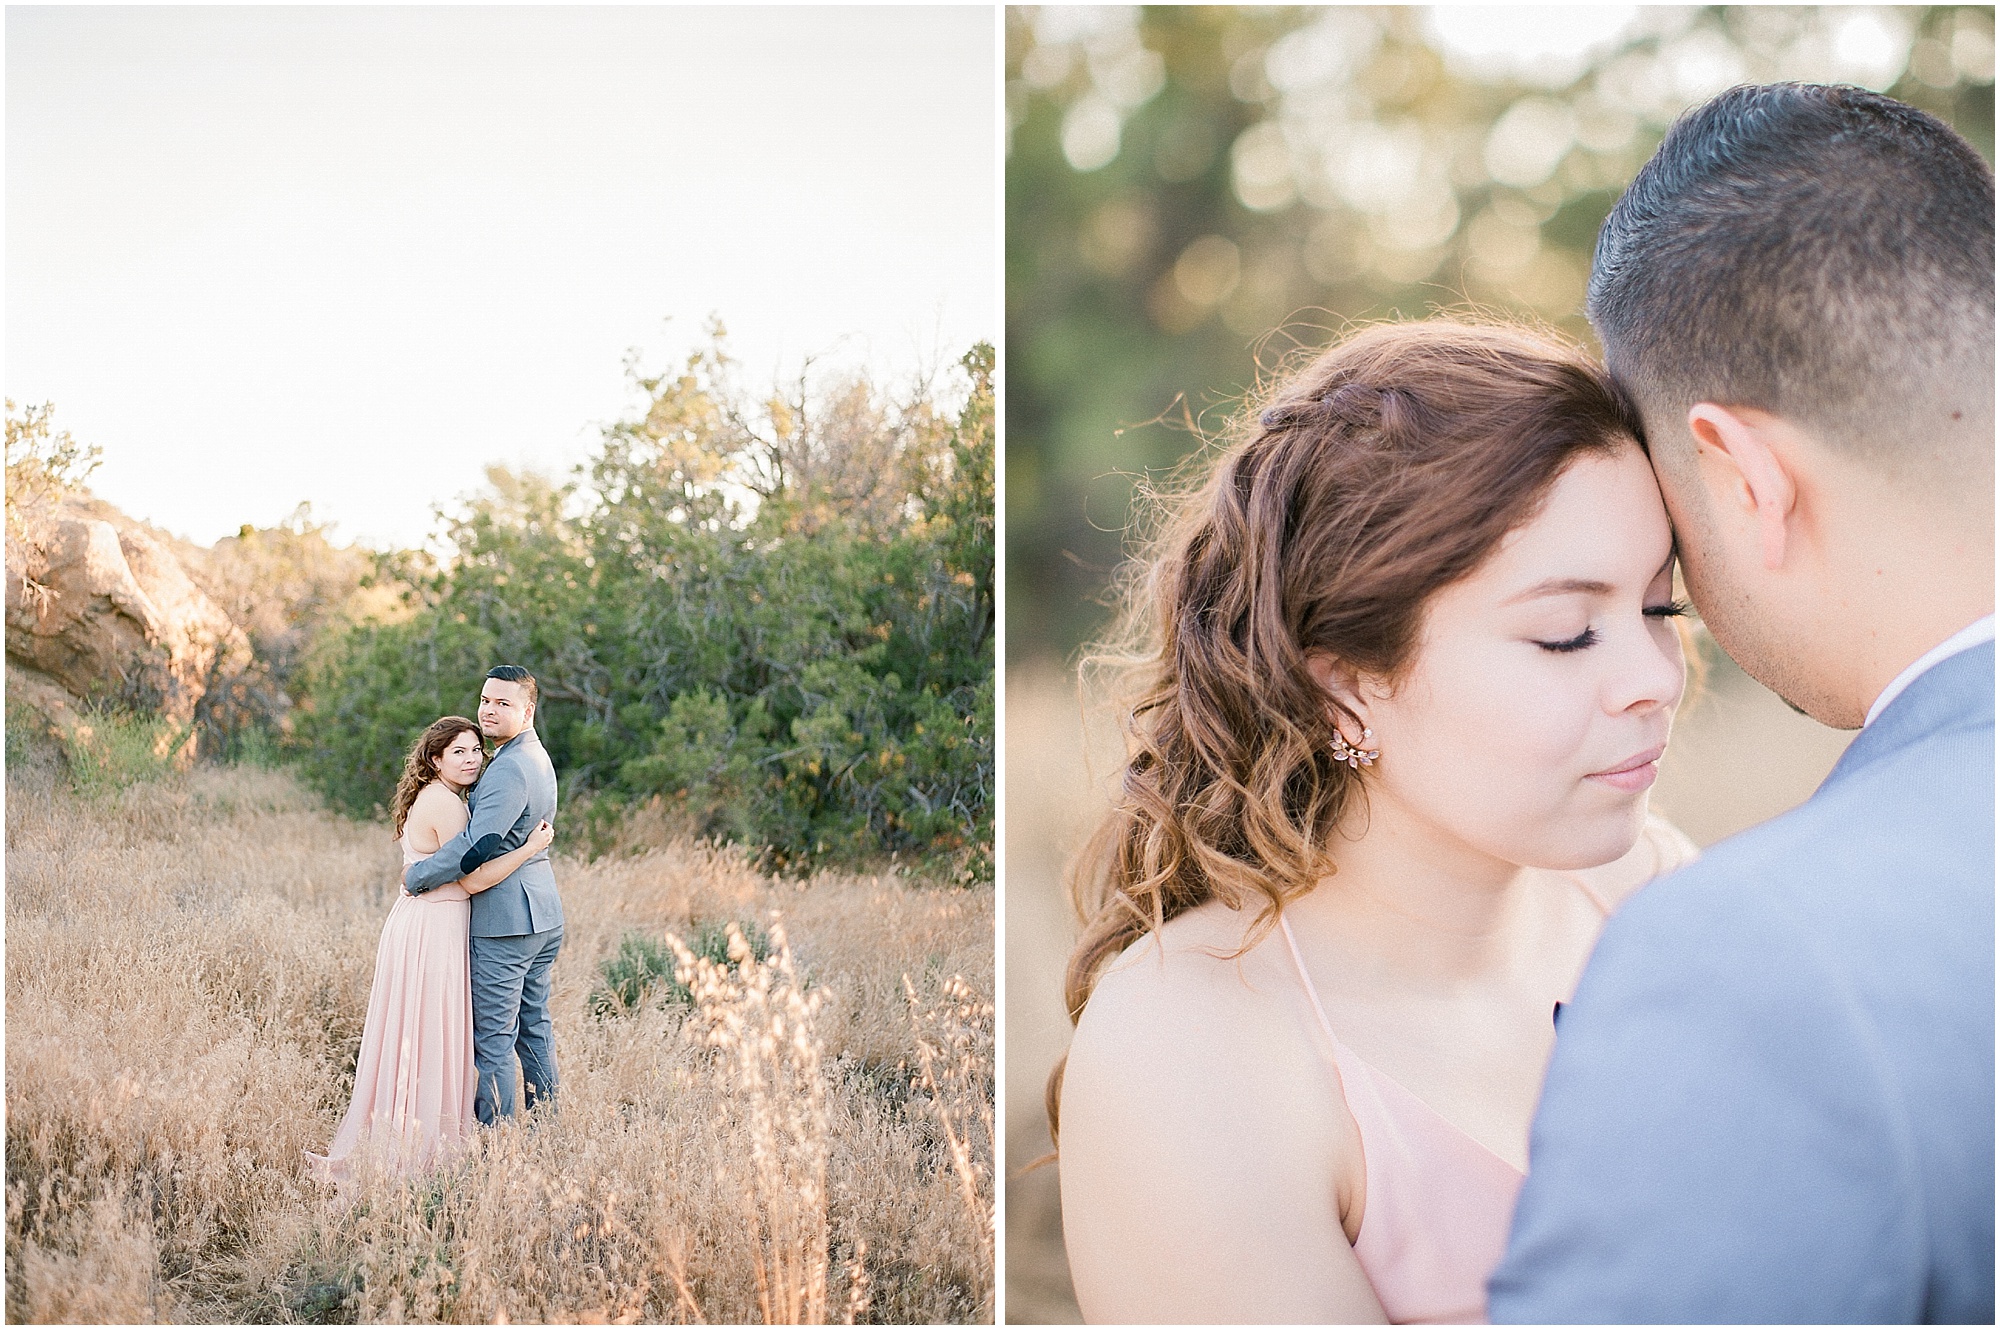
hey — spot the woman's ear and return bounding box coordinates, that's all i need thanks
[1303,649,1372,743]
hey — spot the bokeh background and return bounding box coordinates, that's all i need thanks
[1002,6,1996,1321]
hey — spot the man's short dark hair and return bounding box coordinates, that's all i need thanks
[487,664,537,708]
[1589,83,1994,487]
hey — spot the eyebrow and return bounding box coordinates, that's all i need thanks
[1503,577,1616,605]
[1503,554,1676,607]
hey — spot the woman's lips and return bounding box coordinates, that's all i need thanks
[1588,743,1666,792]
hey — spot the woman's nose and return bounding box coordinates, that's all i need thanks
[1611,622,1688,715]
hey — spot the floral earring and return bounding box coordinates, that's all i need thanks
[1330,726,1379,770]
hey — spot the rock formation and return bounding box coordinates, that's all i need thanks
[6,497,255,731]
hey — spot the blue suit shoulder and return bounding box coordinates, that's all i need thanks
[1615,730,1989,949]
[1605,648,1992,994]
[1492,646,1994,1324]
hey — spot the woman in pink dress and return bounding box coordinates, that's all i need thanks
[307,716,553,1185]
[1051,321,1698,1323]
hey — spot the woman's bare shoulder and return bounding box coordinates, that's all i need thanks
[1057,898,1378,1322]
[410,781,462,813]
[1065,898,1331,1124]
[406,782,466,840]
[1082,899,1279,1020]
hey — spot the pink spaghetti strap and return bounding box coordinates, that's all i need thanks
[1278,913,1348,1059]
[1272,908,1526,1323]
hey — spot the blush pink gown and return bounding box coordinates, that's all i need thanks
[306,839,476,1184]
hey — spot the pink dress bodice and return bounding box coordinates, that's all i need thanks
[402,837,470,902]
[1279,915,1526,1324]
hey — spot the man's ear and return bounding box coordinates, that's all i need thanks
[1303,650,1373,742]
[1685,403,1800,571]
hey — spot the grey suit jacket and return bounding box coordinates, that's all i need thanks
[406,726,563,938]
[1489,642,1995,1323]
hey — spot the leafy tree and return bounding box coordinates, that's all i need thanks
[293,333,995,877]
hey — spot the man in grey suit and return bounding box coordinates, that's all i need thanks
[1490,86,1994,1322]
[405,663,564,1125]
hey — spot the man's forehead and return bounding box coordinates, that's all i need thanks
[481,681,523,701]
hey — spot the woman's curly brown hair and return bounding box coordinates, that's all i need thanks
[1046,319,1644,1145]
[389,716,483,839]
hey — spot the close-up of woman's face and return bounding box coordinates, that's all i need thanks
[1347,442,1687,872]
[433,730,485,791]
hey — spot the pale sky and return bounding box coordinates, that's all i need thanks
[8,5,996,549]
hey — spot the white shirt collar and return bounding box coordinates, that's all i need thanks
[1864,614,1996,728]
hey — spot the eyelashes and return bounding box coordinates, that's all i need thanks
[1535,601,1692,654]
[1536,628,1598,654]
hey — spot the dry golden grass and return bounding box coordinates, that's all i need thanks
[5,761,994,1324]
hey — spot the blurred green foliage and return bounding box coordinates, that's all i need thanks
[53,704,188,799]
[587,919,773,1017]
[293,332,994,878]
[1006,4,1996,662]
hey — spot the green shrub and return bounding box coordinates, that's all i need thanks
[587,920,772,1017]
[5,699,39,770]
[60,706,187,798]
[587,932,676,1017]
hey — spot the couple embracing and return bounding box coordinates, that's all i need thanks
[308,664,565,1183]
[1055,85,1992,1322]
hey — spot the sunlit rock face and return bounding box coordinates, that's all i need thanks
[5,498,253,728]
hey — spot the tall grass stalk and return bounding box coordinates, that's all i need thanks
[670,920,832,1323]
[905,973,997,1304]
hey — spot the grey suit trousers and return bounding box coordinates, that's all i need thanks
[470,924,563,1124]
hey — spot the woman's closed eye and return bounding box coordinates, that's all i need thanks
[1534,600,1690,653]
[1534,626,1598,653]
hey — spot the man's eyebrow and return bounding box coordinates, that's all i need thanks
[1502,577,1616,605]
